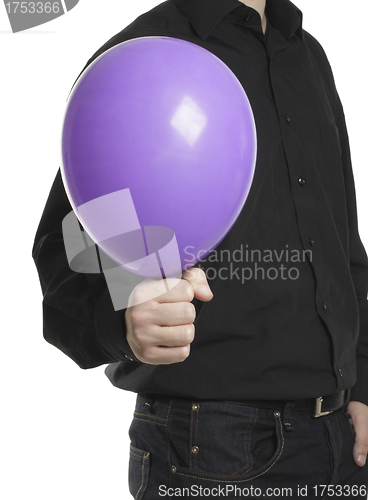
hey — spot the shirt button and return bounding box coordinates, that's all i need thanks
[245,14,251,21]
[321,301,327,311]
[124,354,134,361]
[338,368,343,377]
[285,114,291,124]
[191,446,199,454]
[309,238,315,246]
[298,177,306,186]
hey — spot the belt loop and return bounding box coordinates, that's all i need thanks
[282,401,295,432]
[344,389,351,413]
[345,389,351,406]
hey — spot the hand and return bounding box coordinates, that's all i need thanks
[347,400,368,467]
[125,267,213,365]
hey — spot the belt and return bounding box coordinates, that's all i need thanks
[224,389,350,418]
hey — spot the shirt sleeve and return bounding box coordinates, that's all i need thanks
[31,26,154,370]
[32,168,141,368]
[334,95,368,406]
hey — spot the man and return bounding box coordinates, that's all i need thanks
[32,0,368,497]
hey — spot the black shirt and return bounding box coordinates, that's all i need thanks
[32,0,368,405]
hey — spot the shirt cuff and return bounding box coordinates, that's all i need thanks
[93,284,141,364]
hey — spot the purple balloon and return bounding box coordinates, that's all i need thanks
[61,36,256,278]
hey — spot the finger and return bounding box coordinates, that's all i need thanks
[151,302,196,326]
[153,278,195,303]
[182,267,213,302]
[129,277,181,306]
[141,345,191,365]
[151,324,195,347]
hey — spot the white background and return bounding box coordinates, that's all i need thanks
[0,1,367,499]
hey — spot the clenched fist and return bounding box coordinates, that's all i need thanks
[125,267,213,364]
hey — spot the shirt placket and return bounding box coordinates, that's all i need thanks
[266,33,359,390]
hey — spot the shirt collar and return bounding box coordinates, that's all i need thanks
[171,0,303,42]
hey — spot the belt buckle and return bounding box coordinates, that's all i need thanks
[314,396,333,418]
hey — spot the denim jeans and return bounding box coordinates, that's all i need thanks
[128,393,368,499]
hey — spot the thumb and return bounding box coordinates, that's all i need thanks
[182,267,213,302]
[349,402,368,467]
[353,435,368,467]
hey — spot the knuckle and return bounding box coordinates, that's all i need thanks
[183,324,195,343]
[128,308,142,325]
[189,266,206,282]
[139,346,152,362]
[197,267,207,280]
[164,346,190,364]
[130,307,150,327]
[131,343,144,360]
[133,325,155,347]
[180,345,191,361]
[183,302,196,322]
[147,300,160,315]
[359,439,368,448]
[182,280,194,301]
[132,329,147,349]
[130,286,145,305]
[130,305,155,327]
[130,279,158,304]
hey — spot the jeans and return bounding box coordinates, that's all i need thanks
[128,393,368,499]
